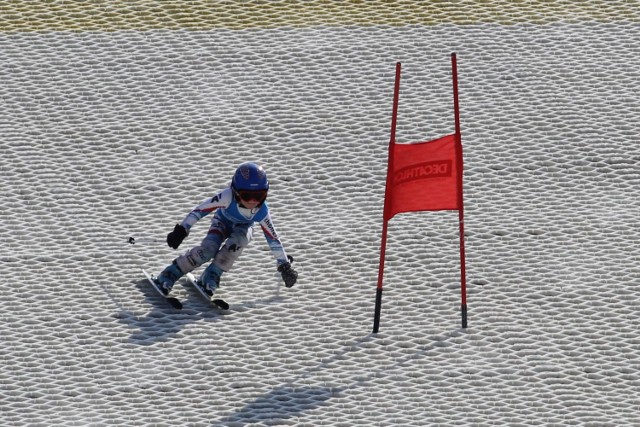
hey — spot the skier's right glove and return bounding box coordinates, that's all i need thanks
[167,224,188,249]
[278,262,298,288]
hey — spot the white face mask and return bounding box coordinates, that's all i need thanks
[237,204,260,218]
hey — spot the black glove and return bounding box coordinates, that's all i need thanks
[278,262,298,288]
[167,224,188,249]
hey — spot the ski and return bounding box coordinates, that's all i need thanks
[142,269,183,310]
[185,273,230,310]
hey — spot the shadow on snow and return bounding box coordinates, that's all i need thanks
[104,279,284,345]
[211,386,336,427]
[210,329,466,426]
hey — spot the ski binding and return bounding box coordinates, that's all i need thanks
[185,273,230,310]
[142,269,183,310]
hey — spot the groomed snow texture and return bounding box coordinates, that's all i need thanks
[0,20,639,427]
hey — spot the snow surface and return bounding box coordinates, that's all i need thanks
[0,22,639,426]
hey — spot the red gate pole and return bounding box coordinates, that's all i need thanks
[451,53,468,328]
[373,62,402,334]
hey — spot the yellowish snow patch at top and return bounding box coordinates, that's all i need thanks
[1,0,638,32]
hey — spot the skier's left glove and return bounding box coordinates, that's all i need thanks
[278,262,298,288]
[167,224,188,249]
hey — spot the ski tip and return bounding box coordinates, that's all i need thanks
[167,297,183,310]
[213,299,230,310]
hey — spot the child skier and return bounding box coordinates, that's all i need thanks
[153,162,298,296]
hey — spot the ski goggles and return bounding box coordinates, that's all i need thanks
[235,189,268,202]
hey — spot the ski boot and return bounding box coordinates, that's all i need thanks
[199,263,223,297]
[154,262,182,295]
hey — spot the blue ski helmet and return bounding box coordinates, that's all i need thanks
[231,162,269,204]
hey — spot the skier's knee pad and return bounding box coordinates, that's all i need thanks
[213,228,252,271]
[175,245,215,274]
[213,244,244,272]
